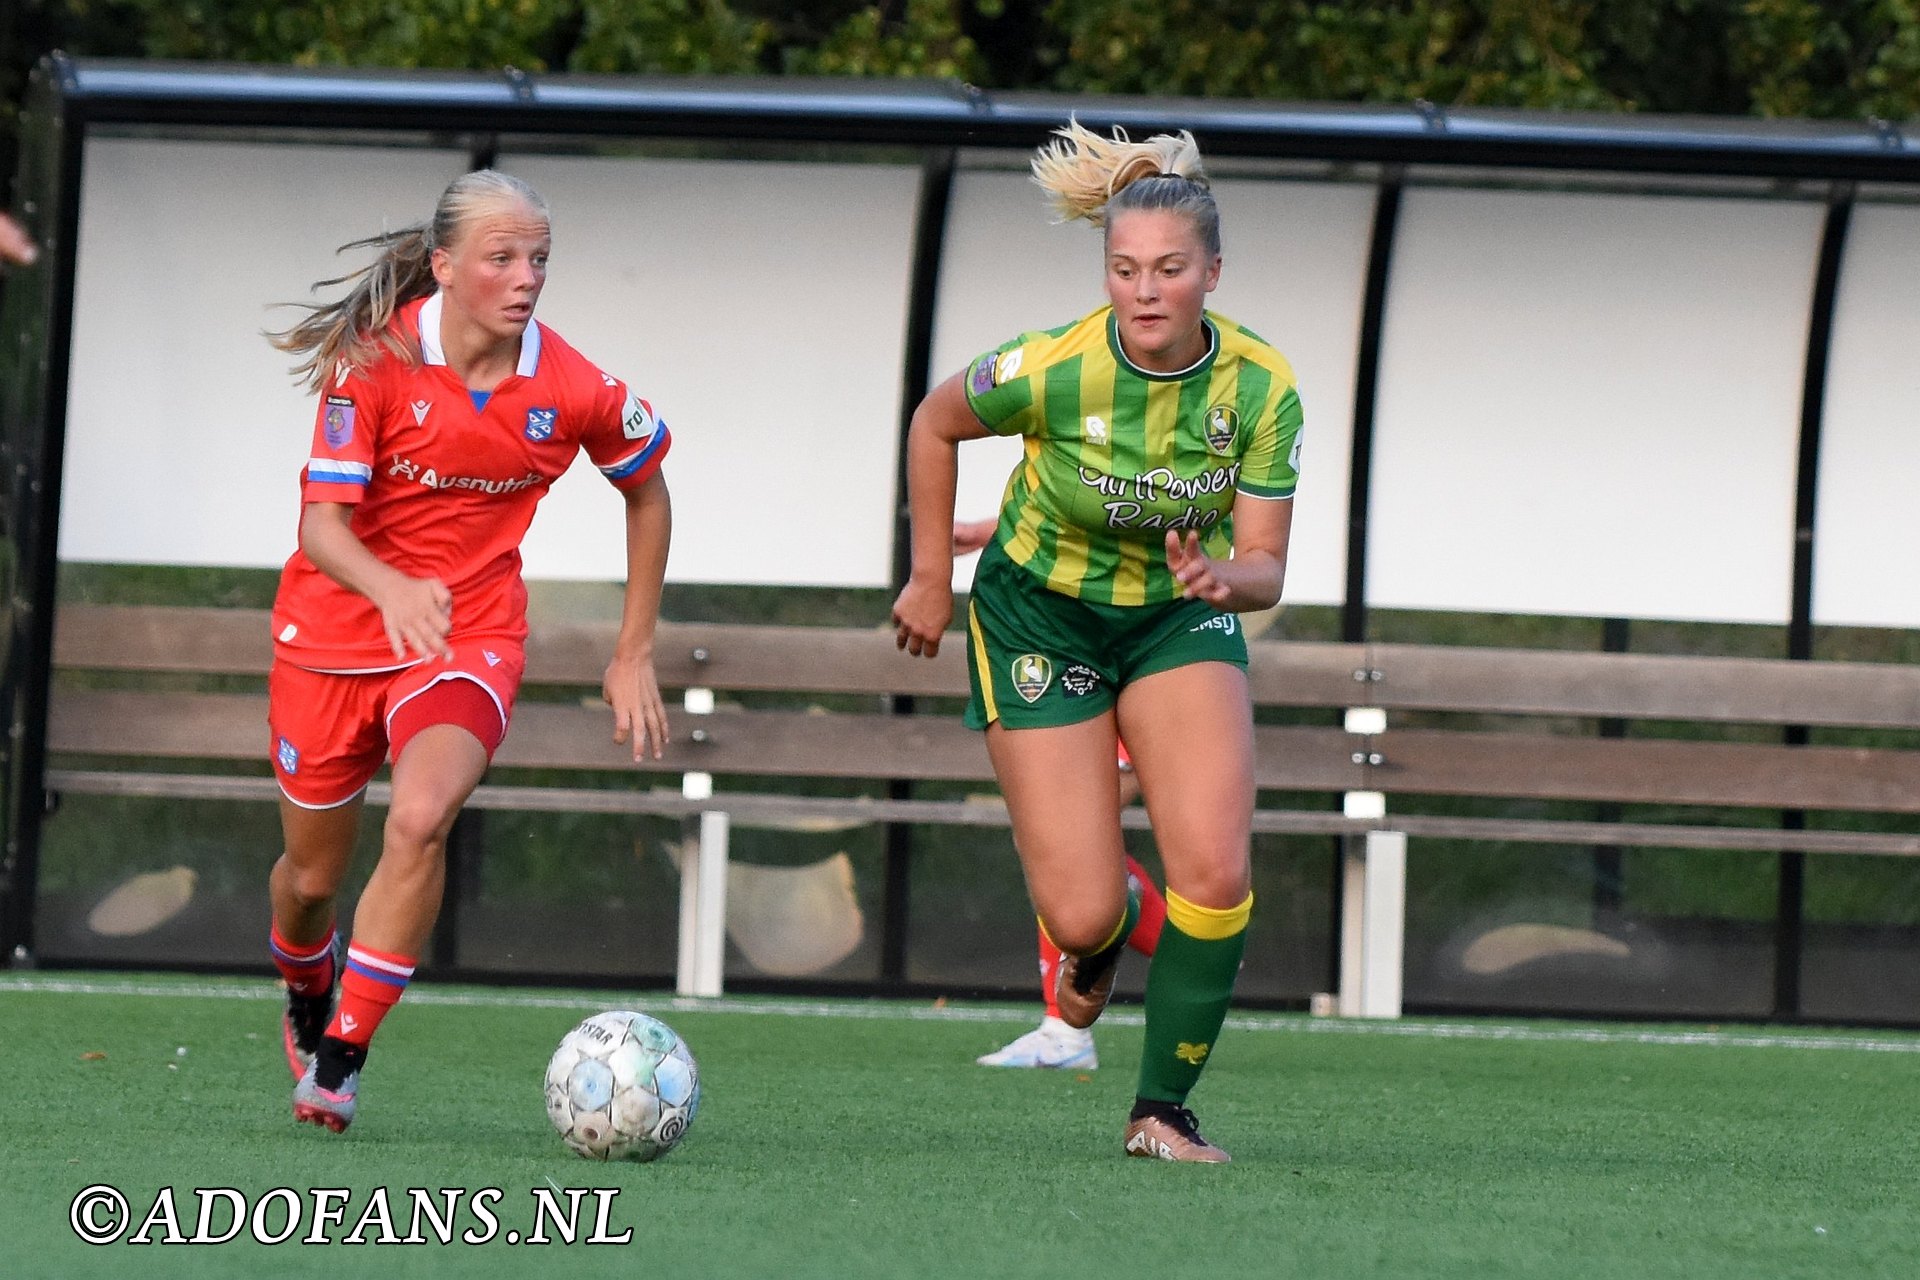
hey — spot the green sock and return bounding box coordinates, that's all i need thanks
[1136,889,1252,1105]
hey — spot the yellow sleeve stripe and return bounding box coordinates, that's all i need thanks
[1166,888,1253,941]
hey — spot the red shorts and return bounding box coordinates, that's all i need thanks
[268,639,526,809]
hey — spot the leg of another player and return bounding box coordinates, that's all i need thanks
[1117,767,1168,957]
[986,714,1137,1030]
[1114,661,1255,1162]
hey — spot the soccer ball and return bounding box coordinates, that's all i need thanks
[544,1010,700,1162]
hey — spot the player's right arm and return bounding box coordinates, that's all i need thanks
[299,503,453,661]
[891,371,991,658]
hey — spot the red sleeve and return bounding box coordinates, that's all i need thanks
[581,369,671,492]
[301,367,385,504]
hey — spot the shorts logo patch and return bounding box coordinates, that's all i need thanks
[323,396,355,448]
[483,650,501,667]
[968,353,998,396]
[1060,663,1101,697]
[276,736,299,775]
[1204,405,1238,454]
[1010,654,1053,703]
[525,407,557,441]
[1188,613,1238,637]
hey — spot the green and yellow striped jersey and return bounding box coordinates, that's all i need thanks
[963,305,1303,605]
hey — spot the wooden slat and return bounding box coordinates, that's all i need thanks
[43,688,1365,792]
[1372,728,1920,814]
[44,768,1920,856]
[1369,642,1920,729]
[48,604,1372,710]
[54,604,272,674]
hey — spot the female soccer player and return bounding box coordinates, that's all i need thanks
[263,169,673,1133]
[894,122,1302,1161]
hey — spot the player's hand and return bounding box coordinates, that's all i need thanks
[950,518,996,556]
[0,213,36,268]
[374,576,454,661]
[1166,530,1231,606]
[891,576,953,658]
[604,649,669,762]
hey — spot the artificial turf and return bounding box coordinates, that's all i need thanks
[2,973,1915,1279]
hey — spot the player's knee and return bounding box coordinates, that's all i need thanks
[381,796,457,861]
[1164,849,1251,911]
[276,856,343,909]
[1039,900,1127,956]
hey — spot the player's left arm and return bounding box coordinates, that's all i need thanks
[1165,495,1291,613]
[604,470,672,762]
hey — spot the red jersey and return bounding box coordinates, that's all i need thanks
[271,292,670,670]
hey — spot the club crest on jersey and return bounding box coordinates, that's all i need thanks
[1011,654,1053,703]
[323,396,355,448]
[525,407,557,441]
[1204,405,1238,454]
[276,737,299,775]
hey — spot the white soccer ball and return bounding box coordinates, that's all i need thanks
[544,1010,700,1162]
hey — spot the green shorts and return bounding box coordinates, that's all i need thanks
[963,545,1248,730]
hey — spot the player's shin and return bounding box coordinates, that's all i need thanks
[1135,889,1252,1106]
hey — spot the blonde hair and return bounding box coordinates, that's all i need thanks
[1030,119,1220,255]
[267,169,549,391]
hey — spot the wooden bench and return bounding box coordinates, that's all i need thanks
[36,603,1920,1012]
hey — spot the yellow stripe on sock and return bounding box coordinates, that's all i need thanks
[1037,911,1128,956]
[967,601,998,724]
[1165,889,1253,941]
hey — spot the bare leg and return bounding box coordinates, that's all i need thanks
[350,724,489,956]
[985,712,1128,953]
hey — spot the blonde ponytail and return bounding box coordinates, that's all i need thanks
[266,227,435,392]
[1031,118,1211,233]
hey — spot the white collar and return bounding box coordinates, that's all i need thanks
[417,290,541,377]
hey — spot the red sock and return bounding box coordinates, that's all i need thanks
[1036,924,1065,1020]
[327,943,415,1047]
[269,922,337,997]
[1124,856,1167,957]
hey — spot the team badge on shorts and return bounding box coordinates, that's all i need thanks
[1060,663,1101,697]
[276,736,300,775]
[525,407,557,441]
[1011,654,1053,703]
[1204,405,1238,454]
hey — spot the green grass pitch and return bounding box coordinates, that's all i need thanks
[3,973,1917,1279]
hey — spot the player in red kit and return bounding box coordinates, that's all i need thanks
[262,169,673,1133]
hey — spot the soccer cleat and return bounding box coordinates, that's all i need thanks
[976,1017,1098,1069]
[1054,953,1118,1030]
[1123,1106,1231,1164]
[281,935,344,1079]
[292,1057,358,1133]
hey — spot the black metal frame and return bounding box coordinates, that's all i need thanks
[8,57,1919,1017]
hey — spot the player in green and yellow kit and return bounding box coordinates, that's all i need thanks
[892,119,1302,1162]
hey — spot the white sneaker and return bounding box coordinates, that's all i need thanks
[976,1016,1097,1069]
